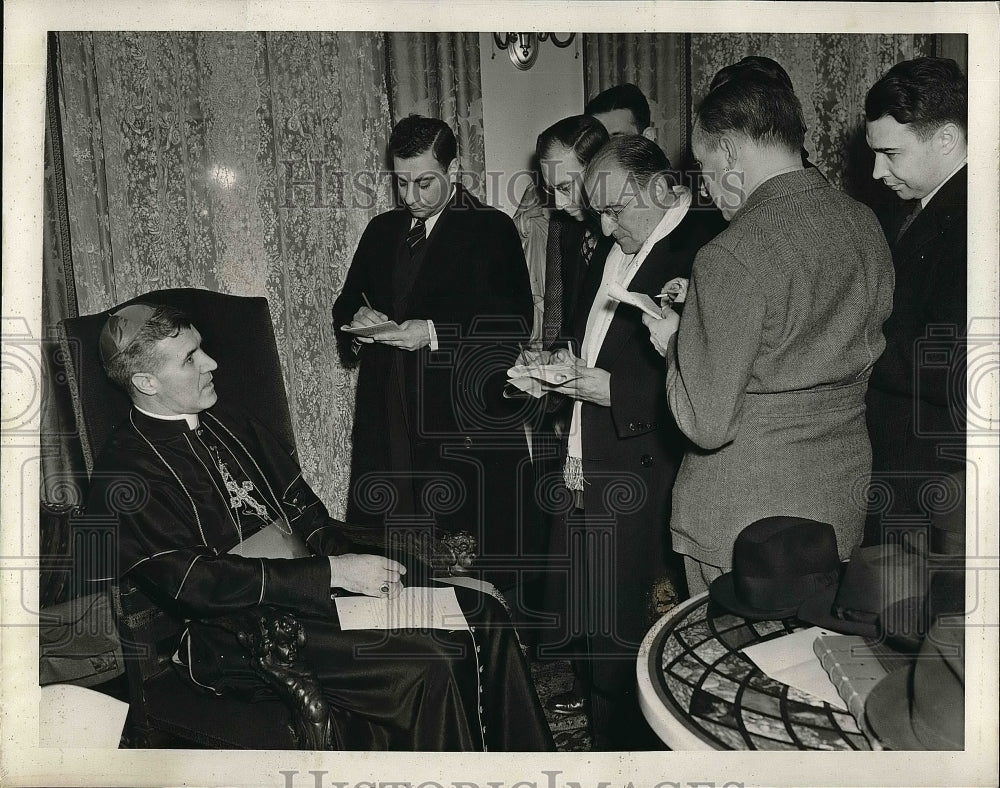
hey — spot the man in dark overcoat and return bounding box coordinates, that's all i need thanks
[333,115,538,604]
[863,57,968,545]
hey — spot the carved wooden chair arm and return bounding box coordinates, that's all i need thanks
[234,608,338,750]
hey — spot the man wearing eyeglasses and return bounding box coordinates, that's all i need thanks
[536,134,721,749]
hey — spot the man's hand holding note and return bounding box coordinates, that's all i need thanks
[606,281,663,319]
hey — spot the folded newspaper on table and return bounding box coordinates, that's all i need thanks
[505,361,581,398]
[336,586,469,631]
[340,320,401,337]
[741,626,848,710]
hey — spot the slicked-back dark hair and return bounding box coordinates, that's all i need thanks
[388,114,457,166]
[585,83,651,133]
[586,134,673,190]
[103,305,192,393]
[536,114,610,165]
[695,74,806,151]
[865,57,967,137]
[709,55,794,92]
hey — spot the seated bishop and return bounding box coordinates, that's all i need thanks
[84,302,554,751]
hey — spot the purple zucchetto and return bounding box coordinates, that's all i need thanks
[99,303,157,365]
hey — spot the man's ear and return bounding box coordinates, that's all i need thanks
[447,157,460,183]
[642,125,656,141]
[935,122,965,157]
[131,371,158,397]
[649,172,673,206]
[718,134,739,170]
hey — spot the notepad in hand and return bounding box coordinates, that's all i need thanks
[340,320,401,337]
[606,282,663,319]
[507,362,580,385]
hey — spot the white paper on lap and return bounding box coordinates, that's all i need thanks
[336,586,469,631]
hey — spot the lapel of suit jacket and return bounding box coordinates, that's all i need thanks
[571,235,614,348]
[892,166,967,264]
[378,209,414,316]
[395,185,466,311]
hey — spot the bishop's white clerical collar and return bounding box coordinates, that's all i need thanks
[134,405,200,430]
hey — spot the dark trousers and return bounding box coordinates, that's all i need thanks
[540,495,668,750]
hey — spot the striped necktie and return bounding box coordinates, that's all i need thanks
[895,202,922,244]
[406,218,427,255]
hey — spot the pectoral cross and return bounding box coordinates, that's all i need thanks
[208,444,269,518]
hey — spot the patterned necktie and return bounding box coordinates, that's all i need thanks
[406,218,427,255]
[895,202,922,244]
[541,220,564,348]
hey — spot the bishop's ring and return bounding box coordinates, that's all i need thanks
[380,583,390,596]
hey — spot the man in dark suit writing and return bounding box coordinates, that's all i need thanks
[333,115,536,605]
[863,57,968,545]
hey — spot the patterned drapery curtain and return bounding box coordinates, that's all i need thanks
[386,33,487,200]
[40,35,85,606]
[583,34,687,167]
[52,31,394,515]
[688,33,935,200]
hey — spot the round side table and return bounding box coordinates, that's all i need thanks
[637,593,872,750]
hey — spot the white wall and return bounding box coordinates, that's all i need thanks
[479,33,584,216]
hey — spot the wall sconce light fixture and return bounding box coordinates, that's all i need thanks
[492,32,577,71]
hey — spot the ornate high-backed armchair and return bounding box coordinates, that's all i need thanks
[57,287,481,748]
[58,288,331,748]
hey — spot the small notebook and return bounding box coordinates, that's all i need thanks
[812,633,911,749]
[341,320,401,337]
[606,281,663,319]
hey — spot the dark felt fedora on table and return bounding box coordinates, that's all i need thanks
[865,596,965,750]
[709,516,841,621]
[797,544,927,640]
